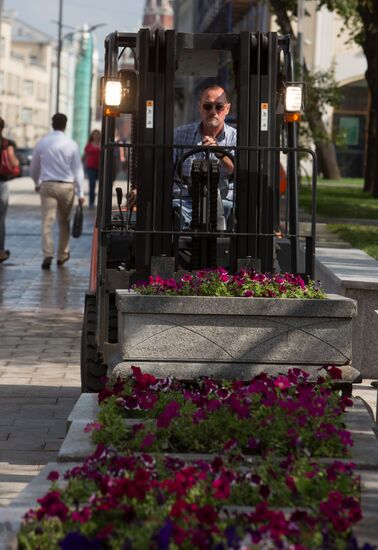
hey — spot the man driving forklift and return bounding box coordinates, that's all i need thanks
[126,84,236,229]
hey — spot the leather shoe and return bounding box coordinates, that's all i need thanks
[41,257,52,270]
[57,253,70,266]
[0,250,10,263]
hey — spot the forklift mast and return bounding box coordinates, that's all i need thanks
[93,29,317,362]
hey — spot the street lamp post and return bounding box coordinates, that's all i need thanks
[69,23,105,153]
[55,19,105,117]
[56,0,63,112]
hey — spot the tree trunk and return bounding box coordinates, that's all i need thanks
[363,94,375,192]
[356,1,378,194]
[362,59,378,194]
[269,0,341,180]
[366,92,378,197]
[316,143,341,179]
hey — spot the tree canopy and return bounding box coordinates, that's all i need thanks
[270,0,378,193]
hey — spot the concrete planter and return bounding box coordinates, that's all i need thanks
[114,291,358,380]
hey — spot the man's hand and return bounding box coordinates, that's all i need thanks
[78,197,85,205]
[202,135,220,155]
[202,136,234,175]
[127,188,137,210]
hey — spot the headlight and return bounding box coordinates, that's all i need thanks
[285,85,303,113]
[104,79,122,107]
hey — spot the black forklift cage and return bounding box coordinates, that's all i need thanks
[98,29,303,263]
[99,141,316,275]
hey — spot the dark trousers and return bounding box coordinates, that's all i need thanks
[87,168,99,207]
[0,181,9,251]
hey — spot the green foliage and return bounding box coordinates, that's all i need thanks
[318,0,364,45]
[94,401,129,448]
[18,519,65,550]
[270,0,344,148]
[302,68,342,144]
[328,223,378,260]
[300,179,378,219]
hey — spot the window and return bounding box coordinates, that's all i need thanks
[0,37,5,56]
[339,116,360,147]
[21,108,32,124]
[37,82,46,101]
[24,80,34,96]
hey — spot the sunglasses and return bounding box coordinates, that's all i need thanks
[202,102,226,112]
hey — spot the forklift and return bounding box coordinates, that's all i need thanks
[80,28,317,392]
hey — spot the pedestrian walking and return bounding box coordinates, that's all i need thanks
[30,113,85,270]
[0,117,20,264]
[83,129,101,208]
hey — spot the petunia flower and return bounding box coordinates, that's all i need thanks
[84,422,103,433]
[195,504,218,525]
[71,507,92,524]
[156,401,181,428]
[140,433,156,449]
[274,375,292,390]
[59,532,100,549]
[156,519,173,550]
[47,470,60,482]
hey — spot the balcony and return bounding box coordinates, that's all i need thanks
[10,52,25,61]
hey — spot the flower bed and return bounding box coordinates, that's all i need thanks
[133,268,326,299]
[93,367,352,457]
[18,367,371,549]
[19,447,363,550]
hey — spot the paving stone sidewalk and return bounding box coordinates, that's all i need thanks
[0,177,95,505]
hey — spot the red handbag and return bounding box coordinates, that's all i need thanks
[0,139,20,178]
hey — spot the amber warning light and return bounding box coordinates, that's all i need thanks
[284,84,303,123]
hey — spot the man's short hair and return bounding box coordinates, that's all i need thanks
[199,85,230,104]
[0,117,4,131]
[52,113,67,131]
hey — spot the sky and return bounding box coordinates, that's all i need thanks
[4,0,146,51]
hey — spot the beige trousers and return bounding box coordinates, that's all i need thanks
[40,182,75,260]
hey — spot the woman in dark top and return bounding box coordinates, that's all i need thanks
[83,129,101,209]
[0,117,20,263]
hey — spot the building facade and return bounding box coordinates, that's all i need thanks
[0,13,99,150]
[0,15,52,146]
[300,3,367,177]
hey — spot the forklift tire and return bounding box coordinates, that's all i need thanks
[81,294,108,393]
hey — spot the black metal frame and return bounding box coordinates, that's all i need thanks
[94,29,317,359]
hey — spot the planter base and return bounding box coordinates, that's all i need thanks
[112,361,361,383]
[116,292,358,379]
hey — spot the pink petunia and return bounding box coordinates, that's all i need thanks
[71,507,92,524]
[84,422,103,433]
[274,375,292,390]
[140,433,156,449]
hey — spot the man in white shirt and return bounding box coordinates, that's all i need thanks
[31,113,85,270]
